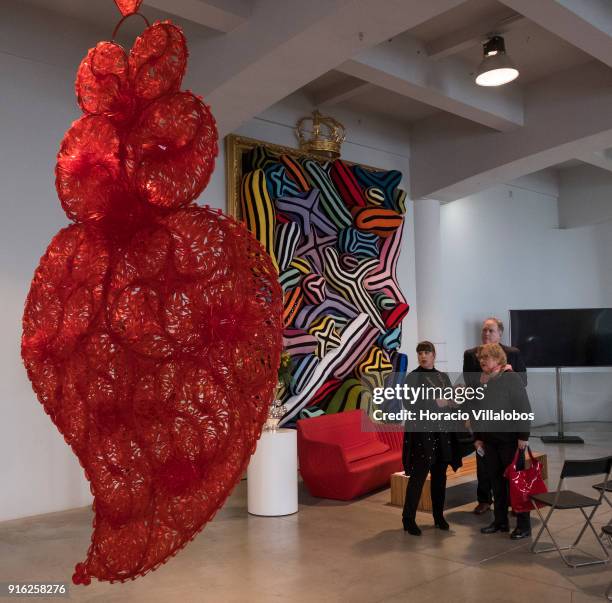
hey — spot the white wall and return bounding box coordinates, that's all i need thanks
[558,164,612,302]
[0,4,414,521]
[559,164,612,229]
[1,3,108,523]
[440,170,612,426]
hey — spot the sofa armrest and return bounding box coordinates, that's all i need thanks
[374,428,404,452]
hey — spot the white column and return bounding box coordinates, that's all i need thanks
[413,199,447,368]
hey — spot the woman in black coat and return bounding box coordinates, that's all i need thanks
[473,343,532,540]
[402,341,463,536]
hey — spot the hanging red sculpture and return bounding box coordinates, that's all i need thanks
[21,8,282,585]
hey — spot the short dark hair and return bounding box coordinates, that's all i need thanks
[483,317,504,334]
[416,340,436,355]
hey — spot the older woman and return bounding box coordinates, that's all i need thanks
[402,341,463,535]
[473,343,532,540]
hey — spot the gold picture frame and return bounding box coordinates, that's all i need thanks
[224,133,378,219]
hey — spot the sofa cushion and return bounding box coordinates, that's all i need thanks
[344,440,390,464]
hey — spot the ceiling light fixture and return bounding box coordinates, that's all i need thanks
[475,35,519,87]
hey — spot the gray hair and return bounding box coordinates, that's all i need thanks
[483,317,504,334]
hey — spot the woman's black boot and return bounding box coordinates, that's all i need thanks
[402,517,422,536]
[434,515,449,530]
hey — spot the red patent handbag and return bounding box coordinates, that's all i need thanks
[504,447,548,513]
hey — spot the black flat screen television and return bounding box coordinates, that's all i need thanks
[510,309,612,368]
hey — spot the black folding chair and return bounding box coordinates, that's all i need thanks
[604,521,612,545]
[604,525,612,600]
[593,480,612,509]
[530,456,612,568]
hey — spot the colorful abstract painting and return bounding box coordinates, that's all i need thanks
[231,138,409,423]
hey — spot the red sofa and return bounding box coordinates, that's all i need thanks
[297,409,403,500]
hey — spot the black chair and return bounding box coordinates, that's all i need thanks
[593,480,612,509]
[604,525,612,601]
[530,456,612,568]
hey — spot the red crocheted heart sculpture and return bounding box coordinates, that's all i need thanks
[21,17,282,585]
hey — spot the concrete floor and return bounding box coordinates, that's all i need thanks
[1,423,611,602]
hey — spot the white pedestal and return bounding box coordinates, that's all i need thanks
[247,428,298,516]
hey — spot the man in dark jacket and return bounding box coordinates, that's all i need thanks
[463,317,527,514]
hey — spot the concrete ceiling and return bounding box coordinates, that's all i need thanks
[20,0,224,43]
[556,160,586,170]
[301,72,439,125]
[453,18,593,84]
[341,86,440,125]
[16,0,612,201]
[409,0,508,43]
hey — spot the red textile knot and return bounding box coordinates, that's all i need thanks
[124,92,217,209]
[113,0,143,17]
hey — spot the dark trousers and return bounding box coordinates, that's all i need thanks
[483,443,531,531]
[403,461,448,521]
[476,453,493,504]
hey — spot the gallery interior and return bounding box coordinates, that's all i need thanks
[2,0,612,601]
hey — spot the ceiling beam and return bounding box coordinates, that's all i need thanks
[336,35,524,131]
[575,151,612,173]
[426,10,526,59]
[409,61,612,201]
[313,78,373,107]
[499,0,612,68]
[186,0,467,136]
[144,0,250,33]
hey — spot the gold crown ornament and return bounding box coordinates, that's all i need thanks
[295,110,346,158]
